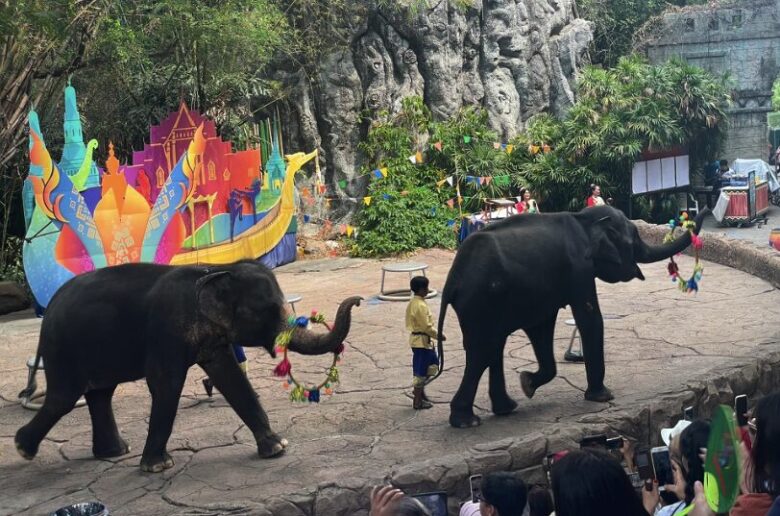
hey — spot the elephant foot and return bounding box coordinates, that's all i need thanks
[140,452,175,473]
[491,397,518,416]
[449,412,481,428]
[520,372,537,399]
[584,386,614,403]
[14,429,38,460]
[257,432,288,458]
[93,438,131,459]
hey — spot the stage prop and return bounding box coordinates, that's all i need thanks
[22,84,316,308]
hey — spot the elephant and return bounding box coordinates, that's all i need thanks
[15,260,362,472]
[436,206,707,428]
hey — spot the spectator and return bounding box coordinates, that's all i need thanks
[731,391,780,515]
[586,184,605,207]
[515,188,540,214]
[644,420,710,515]
[551,448,649,516]
[459,471,528,516]
[718,159,734,183]
[528,486,554,516]
[369,486,432,516]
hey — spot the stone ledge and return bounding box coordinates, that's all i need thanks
[634,220,780,289]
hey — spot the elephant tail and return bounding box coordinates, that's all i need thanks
[425,282,453,386]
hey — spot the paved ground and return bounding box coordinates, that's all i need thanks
[701,203,780,247]
[1,247,779,515]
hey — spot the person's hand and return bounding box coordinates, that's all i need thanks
[369,485,404,516]
[620,437,636,471]
[642,480,660,514]
[666,460,687,501]
[688,481,716,516]
[738,440,752,494]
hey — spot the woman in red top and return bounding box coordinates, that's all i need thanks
[587,184,605,208]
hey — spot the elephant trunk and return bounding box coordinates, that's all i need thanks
[636,208,709,263]
[286,296,362,355]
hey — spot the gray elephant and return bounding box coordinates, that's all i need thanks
[437,206,707,428]
[15,260,361,472]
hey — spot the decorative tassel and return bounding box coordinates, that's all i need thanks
[667,261,679,277]
[276,329,292,348]
[335,343,345,355]
[290,385,306,402]
[690,233,702,250]
[308,389,320,403]
[273,357,291,377]
[327,366,340,384]
[295,316,310,327]
[686,278,698,293]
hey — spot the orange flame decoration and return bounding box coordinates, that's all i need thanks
[180,124,206,207]
[29,129,65,222]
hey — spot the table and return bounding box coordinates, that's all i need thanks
[285,294,302,314]
[563,315,624,363]
[379,262,438,301]
[484,199,516,220]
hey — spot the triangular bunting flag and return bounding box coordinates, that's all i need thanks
[434,141,443,151]
[303,214,311,223]
[463,135,472,143]
[493,142,501,149]
[400,190,409,196]
[301,187,312,198]
[446,220,455,227]
[338,224,347,235]
[383,193,391,200]
[325,199,331,208]
[318,184,327,194]
[363,196,372,206]
[446,176,454,186]
[430,207,437,216]
[447,199,455,208]
[346,225,354,237]
[436,178,448,188]
[506,144,514,154]
[458,196,463,205]
[415,151,423,164]
[409,155,417,164]
[338,179,347,189]
[484,176,493,186]
[542,144,551,154]
[373,169,383,178]
[380,168,388,177]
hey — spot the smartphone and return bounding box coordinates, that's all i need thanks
[469,474,482,504]
[651,446,674,488]
[635,448,654,481]
[683,406,694,421]
[412,492,447,516]
[735,395,748,427]
[606,436,624,450]
[580,434,607,449]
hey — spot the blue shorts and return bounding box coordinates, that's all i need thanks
[412,348,439,378]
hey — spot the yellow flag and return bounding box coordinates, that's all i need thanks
[506,144,514,154]
[380,168,388,177]
[346,225,354,237]
[363,196,372,206]
[436,178,447,188]
[325,199,331,208]
[415,151,423,164]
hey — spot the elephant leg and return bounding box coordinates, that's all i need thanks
[571,299,613,402]
[199,348,286,459]
[141,368,187,473]
[488,339,517,416]
[519,313,558,399]
[449,334,489,429]
[15,374,85,459]
[85,386,129,459]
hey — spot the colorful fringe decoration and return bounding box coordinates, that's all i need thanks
[274,309,343,403]
[665,213,704,294]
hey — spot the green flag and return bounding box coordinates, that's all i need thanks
[338,179,347,189]
[703,405,741,513]
[463,135,472,143]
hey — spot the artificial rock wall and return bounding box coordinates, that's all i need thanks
[273,0,592,204]
[643,0,780,162]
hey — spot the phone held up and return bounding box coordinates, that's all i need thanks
[735,394,748,427]
[469,474,482,504]
[683,406,694,421]
[411,492,448,516]
[651,446,674,490]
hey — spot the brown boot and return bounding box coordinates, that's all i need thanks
[413,386,432,410]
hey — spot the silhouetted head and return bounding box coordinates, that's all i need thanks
[551,449,647,516]
[479,471,528,516]
[749,391,780,497]
[528,486,554,516]
[677,419,711,504]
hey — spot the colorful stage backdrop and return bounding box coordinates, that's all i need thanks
[22,81,315,307]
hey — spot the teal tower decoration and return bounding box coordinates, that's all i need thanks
[58,79,100,189]
[264,118,286,193]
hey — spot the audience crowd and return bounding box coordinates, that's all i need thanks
[367,391,780,516]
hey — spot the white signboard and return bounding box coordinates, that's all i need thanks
[631,154,691,194]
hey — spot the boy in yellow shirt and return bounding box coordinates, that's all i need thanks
[406,276,445,409]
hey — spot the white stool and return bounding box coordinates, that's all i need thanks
[20,356,86,410]
[563,315,623,363]
[285,294,302,314]
[379,262,438,301]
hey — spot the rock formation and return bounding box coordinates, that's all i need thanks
[273,0,592,207]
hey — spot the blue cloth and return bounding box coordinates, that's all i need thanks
[259,232,297,269]
[458,217,486,244]
[232,344,246,363]
[412,348,438,377]
[768,496,780,516]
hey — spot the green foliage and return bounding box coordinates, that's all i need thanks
[351,98,458,257]
[578,0,707,67]
[773,77,780,111]
[0,236,26,285]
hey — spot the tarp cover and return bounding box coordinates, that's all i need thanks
[733,159,780,192]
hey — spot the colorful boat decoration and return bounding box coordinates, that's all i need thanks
[22,82,314,308]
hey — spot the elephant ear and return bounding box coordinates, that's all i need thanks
[590,216,622,265]
[196,271,234,328]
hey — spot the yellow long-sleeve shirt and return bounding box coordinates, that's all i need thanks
[406,295,438,349]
